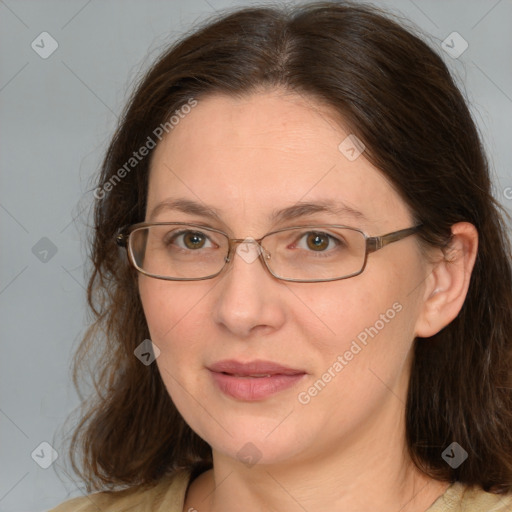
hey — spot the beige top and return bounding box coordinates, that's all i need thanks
[49,469,512,512]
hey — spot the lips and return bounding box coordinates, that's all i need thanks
[208,359,305,377]
[208,360,306,401]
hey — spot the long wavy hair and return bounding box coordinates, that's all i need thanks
[64,1,512,494]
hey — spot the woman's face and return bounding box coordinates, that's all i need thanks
[139,90,430,467]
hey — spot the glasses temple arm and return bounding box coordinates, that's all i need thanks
[366,225,422,253]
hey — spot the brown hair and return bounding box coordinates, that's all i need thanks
[65,1,512,494]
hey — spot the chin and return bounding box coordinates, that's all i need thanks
[191,413,312,467]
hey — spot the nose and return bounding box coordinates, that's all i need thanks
[211,239,286,338]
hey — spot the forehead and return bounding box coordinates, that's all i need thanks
[146,90,411,231]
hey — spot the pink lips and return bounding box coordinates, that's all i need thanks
[208,360,306,401]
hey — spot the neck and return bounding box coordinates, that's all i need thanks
[185,429,450,512]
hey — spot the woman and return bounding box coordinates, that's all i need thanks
[51,2,512,511]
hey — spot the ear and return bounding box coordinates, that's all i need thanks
[414,222,478,338]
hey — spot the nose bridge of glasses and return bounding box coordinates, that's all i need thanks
[226,237,270,264]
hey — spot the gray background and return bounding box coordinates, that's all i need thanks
[1,0,511,510]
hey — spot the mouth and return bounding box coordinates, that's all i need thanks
[208,360,307,401]
[221,373,273,378]
[208,359,306,375]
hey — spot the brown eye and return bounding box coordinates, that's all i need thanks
[183,232,207,249]
[306,233,330,251]
[164,230,214,250]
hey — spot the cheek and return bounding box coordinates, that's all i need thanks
[287,274,404,343]
[138,279,211,418]
[138,277,211,341]
[138,278,222,408]
[288,267,417,395]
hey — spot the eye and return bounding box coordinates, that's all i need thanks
[296,231,341,252]
[165,230,214,250]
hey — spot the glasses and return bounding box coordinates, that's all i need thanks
[115,222,422,283]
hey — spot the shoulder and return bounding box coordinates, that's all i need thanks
[48,469,192,512]
[427,481,512,512]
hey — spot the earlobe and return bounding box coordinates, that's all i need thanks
[414,222,478,338]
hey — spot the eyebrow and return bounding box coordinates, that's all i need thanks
[147,197,367,224]
[271,201,367,224]
[148,198,222,222]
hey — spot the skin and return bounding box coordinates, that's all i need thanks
[138,89,478,512]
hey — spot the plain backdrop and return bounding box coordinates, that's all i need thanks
[1,0,511,510]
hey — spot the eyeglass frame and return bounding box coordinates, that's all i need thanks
[115,222,423,283]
